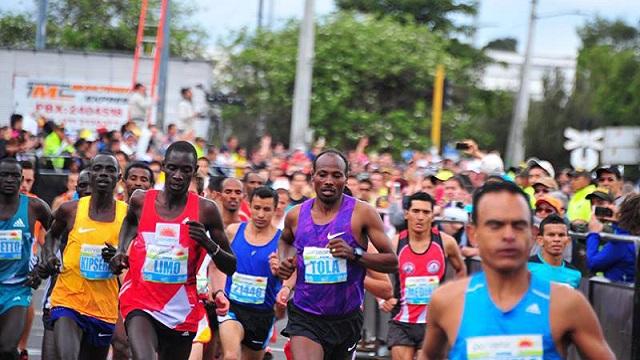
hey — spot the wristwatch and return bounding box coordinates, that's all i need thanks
[353,247,365,261]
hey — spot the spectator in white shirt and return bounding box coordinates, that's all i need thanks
[128,83,152,129]
[178,87,202,140]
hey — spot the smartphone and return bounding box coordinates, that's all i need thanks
[393,182,402,194]
[595,206,613,218]
[456,142,470,150]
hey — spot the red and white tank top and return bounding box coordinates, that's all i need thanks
[119,190,207,332]
[392,228,446,324]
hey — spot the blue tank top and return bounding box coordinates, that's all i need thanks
[528,253,582,289]
[0,194,34,285]
[292,195,366,316]
[449,272,563,360]
[225,222,282,311]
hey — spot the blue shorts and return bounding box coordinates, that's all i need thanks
[0,284,31,316]
[49,307,115,348]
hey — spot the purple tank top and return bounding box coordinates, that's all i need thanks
[292,195,366,316]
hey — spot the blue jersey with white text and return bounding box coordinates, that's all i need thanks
[0,195,34,285]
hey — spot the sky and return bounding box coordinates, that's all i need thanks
[2,0,639,58]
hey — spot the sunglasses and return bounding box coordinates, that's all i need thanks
[535,207,555,215]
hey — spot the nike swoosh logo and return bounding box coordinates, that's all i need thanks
[78,228,96,234]
[97,333,111,337]
[327,232,345,240]
[251,340,264,344]
[347,342,357,352]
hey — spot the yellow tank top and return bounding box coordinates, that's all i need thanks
[50,196,127,323]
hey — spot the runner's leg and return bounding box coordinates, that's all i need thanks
[188,343,203,360]
[17,304,34,354]
[41,328,56,360]
[0,307,27,359]
[290,336,323,360]
[240,346,265,360]
[78,342,110,360]
[157,334,194,360]
[53,316,83,359]
[218,320,244,360]
[126,315,158,360]
[391,345,416,360]
[111,315,130,360]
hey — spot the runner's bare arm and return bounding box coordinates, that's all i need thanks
[419,286,451,360]
[39,202,72,278]
[116,190,143,254]
[30,196,52,231]
[553,285,615,359]
[364,246,393,299]
[441,232,467,279]
[199,198,236,275]
[358,203,398,273]
[207,223,240,293]
[278,207,299,279]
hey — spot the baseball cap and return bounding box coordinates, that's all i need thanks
[431,169,454,182]
[479,153,504,175]
[526,158,555,178]
[586,187,614,202]
[437,205,469,224]
[532,176,558,190]
[595,166,622,180]
[569,168,591,178]
[535,196,562,214]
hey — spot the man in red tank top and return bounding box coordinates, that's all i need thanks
[379,192,466,360]
[108,141,237,360]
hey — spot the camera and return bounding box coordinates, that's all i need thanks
[455,142,470,151]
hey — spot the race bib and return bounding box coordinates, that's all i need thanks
[79,244,113,280]
[466,334,543,360]
[0,230,22,260]
[229,273,268,304]
[405,276,439,305]
[143,244,188,284]
[155,223,181,247]
[303,247,347,284]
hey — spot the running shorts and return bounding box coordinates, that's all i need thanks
[49,306,116,348]
[125,310,196,352]
[282,302,363,359]
[387,320,426,349]
[217,302,275,351]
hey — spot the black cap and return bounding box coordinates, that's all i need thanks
[595,166,622,180]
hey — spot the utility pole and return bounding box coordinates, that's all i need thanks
[155,0,171,130]
[431,65,445,154]
[257,0,264,29]
[36,0,48,50]
[506,0,537,166]
[289,0,315,150]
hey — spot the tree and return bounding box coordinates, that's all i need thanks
[335,0,478,35]
[0,0,207,58]
[220,13,472,153]
[483,37,517,52]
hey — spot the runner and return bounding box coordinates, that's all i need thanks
[278,150,398,360]
[380,191,466,360]
[220,177,248,225]
[109,141,236,360]
[419,181,614,359]
[123,161,155,201]
[0,158,51,360]
[39,168,91,360]
[212,186,282,360]
[528,214,581,289]
[38,153,127,359]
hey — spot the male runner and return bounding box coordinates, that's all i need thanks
[380,192,466,360]
[419,181,613,359]
[0,158,51,360]
[123,161,155,200]
[211,186,283,360]
[528,214,581,289]
[278,150,398,360]
[38,153,127,360]
[220,178,248,225]
[39,168,91,360]
[109,141,236,360]
[239,171,266,220]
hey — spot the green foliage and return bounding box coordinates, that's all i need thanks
[483,37,518,52]
[335,0,478,35]
[220,13,472,153]
[0,13,35,48]
[0,0,207,58]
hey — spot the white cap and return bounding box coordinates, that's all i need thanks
[527,158,555,178]
[438,206,469,224]
[480,153,504,175]
[271,178,290,191]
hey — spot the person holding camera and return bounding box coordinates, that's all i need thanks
[586,188,635,283]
